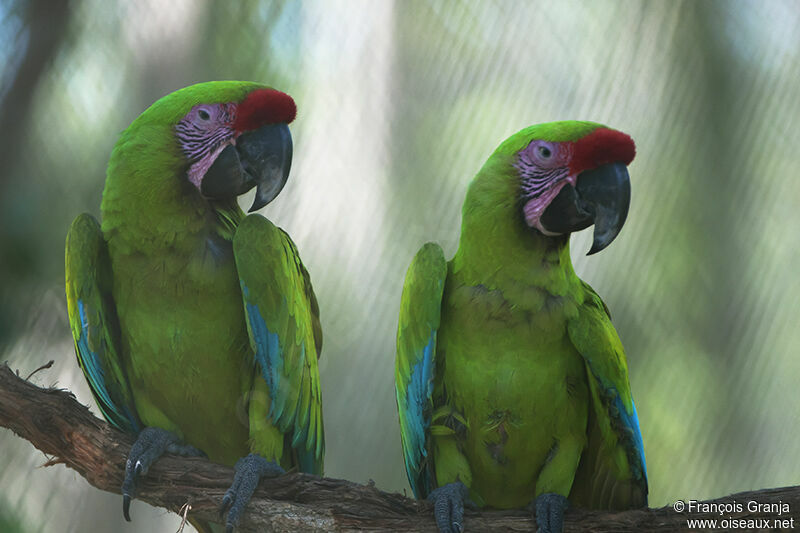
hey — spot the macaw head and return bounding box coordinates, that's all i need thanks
[496,121,635,254]
[110,81,295,213]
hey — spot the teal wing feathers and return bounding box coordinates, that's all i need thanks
[568,280,648,509]
[395,242,447,498]
[233,214,324,474]
[65,214,140,433]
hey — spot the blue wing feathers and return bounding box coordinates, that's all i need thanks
[620,398,647,482]
[589,359,647,485]
[244,282,315,446]
[76,300,138,432]
[67,214,140,435]
[243,292,285,420]
[296,447,317,474]
[234,217,324,475]
[403,332,436,497]
[396,243,447,499]
[77,301,110,409]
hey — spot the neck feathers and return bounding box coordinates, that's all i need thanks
[100,123,242,256]
[451,155,576,293]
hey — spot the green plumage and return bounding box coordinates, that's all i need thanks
[396,121,646,511]
[66,81,323,474]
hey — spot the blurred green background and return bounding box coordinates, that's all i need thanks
[2,0,799,531]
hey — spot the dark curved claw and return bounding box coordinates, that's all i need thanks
[532,492,569,533]
[121,427,204,521]
[220,454,285,532]
[428,481,471,533]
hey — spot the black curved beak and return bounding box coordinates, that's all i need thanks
[539,162,631,255]
[200,123,293,212]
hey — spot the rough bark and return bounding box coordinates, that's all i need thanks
[0,362,796,532]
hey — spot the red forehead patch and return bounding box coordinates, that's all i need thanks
[569,128,635,174]
[233,89,296,132]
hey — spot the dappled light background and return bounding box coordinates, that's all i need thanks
[1,0,799,531]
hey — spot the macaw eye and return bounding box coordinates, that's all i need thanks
[198,109,211,121]
[537,145,552,159]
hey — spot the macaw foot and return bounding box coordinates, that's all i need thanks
[219,453,285,532]
[532,493,569,533]
[122,427,205,521]
[428,481,472,533]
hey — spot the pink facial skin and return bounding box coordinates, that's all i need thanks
[175,103,237,189]
[174,90,297,193]
[515,140,575,235]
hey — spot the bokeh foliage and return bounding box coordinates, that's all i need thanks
[1,0,799,531]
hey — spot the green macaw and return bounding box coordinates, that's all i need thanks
[65,81,324,531]
[395,121,647,533]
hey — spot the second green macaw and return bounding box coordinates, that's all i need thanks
[396,122,647,533]
[65,81,323,532]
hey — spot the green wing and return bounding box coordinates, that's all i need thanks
[65,214,140,433]
[395,242,447,498]
[233,214,324,474]
[568,281,648,510]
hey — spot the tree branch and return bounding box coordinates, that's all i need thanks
[0,362,797,532]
